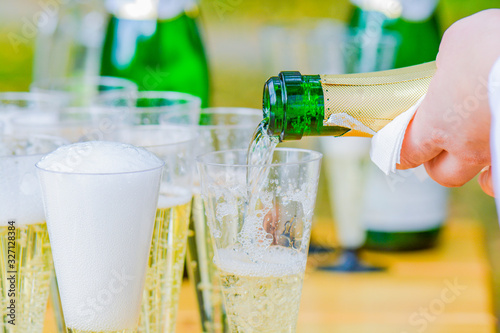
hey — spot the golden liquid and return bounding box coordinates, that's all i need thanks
[0,222,53,333]
[185,193,227,333]
[219,269,303,333]
[138,200,191,333]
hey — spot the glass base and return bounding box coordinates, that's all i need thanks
[318,249,385,272]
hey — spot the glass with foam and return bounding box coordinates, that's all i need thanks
[0,134,67,332]
[197,148,322,333]
[10,106,128,333]
[37,141,164,333]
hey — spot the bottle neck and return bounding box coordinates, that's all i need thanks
[263,72,350,141]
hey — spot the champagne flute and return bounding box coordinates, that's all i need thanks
[163,107,262,333]
[317,28,398,271]
[0,134,67,332]
[112,125,197,333]
[95,90,201,333]
[0,92,67,332]
[37,141,164,333]
[198,148,322,333]
[318,137,383,272]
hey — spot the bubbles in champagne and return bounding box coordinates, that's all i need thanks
[217,246,305,333]
[216,246,306,278]
[37,141,164,331]
[139,196,192,333]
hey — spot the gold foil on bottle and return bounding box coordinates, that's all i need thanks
[320,61,436,136]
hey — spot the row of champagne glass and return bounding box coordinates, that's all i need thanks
[0,85,265,333]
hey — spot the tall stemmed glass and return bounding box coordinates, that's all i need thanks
[318,137,383,271]
[318,29,398,272]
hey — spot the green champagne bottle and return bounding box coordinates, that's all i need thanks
[348,0,445,251]
[100,0,210,106]
[263,61,436,140]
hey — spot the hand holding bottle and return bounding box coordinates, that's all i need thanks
[397,9,500,196]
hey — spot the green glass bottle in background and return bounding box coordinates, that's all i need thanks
[349,0,441,69]
[348,0,446,251]
[100,0,210,106]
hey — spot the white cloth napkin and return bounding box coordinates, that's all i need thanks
[370,95,426,175]
[489,57,500,204]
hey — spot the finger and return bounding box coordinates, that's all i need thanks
[478,166,495,197]
[424,150,485,187]
[397,116,443,170]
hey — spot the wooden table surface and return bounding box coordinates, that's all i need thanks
[44,219,496,333]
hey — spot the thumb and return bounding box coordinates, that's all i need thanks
[478,166,495,197]
[397,113,442,170]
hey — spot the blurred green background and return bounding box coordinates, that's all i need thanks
[1,0,500,324]
[2,0,499,95]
